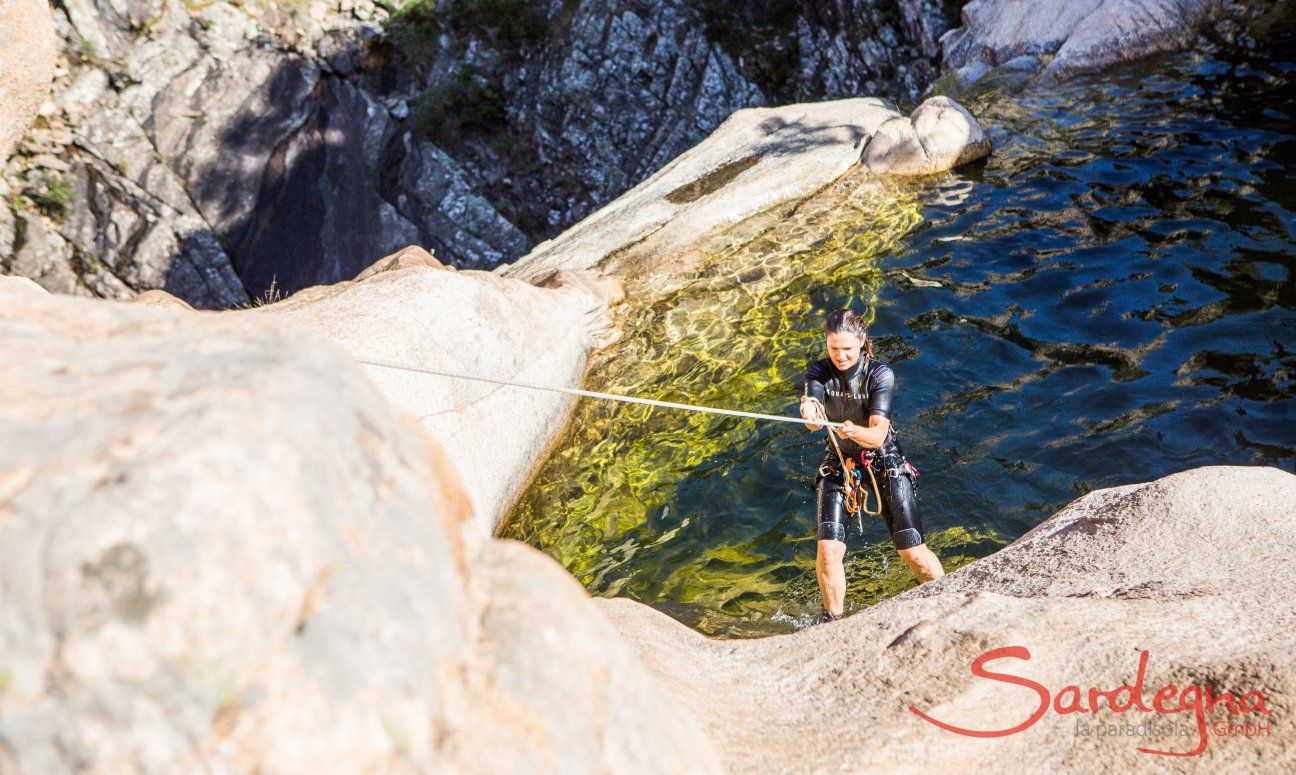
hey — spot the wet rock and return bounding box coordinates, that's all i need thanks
[0,0,58,161]
[940,0,1220,88]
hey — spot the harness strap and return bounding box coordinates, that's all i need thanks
[804,398,883,526]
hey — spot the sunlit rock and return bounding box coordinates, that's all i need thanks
[0,286,716,772]
[0,0,57,162]
[240,265,615,535]
[863,96,992,175]
[940,0,1220,88]
[504,96,988,284]
[599,465,1296,770]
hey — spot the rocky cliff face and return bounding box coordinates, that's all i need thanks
[2,0,956,304]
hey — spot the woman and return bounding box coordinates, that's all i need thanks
[799,309,944,622]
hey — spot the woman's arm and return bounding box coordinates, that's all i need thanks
[801,361,830,430]
[835,416,891,448]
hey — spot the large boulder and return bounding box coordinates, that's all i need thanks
[0,278,716,772]
[940,0,1220,88]
[0,0,57,162]
[599,465,1296,770]
[503,96,989,285]
[863,95,992,175]
[239,264,617,536]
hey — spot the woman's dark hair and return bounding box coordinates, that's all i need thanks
[824,309,873,358]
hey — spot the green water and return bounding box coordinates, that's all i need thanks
[502,27,1296,638]
[502,175,1000,636]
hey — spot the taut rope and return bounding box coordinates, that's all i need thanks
[354,357,846,430]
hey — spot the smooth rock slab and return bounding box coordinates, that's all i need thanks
[0,280,717,772]
[241,265,614,536]
[0,284,469,771]
[599,465,1296,771]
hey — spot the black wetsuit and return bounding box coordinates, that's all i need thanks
[803,356,925,549]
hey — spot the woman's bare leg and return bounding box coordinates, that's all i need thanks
[897,544,944,583]
[816,538,847,617]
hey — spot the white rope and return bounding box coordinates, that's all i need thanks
[354,357,844,430]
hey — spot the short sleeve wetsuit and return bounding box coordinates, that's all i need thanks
[803,356,925,549]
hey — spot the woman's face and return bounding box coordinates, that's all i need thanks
[825,331,864,371]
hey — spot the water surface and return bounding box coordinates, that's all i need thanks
[502,32,1296,638]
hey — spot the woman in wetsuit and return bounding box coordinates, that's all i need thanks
[799,309,944,622]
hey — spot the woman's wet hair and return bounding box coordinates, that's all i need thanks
[824,309,874,358]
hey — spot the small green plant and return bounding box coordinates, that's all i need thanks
[71,243,104,273]
[388,0,547,69]
[28,173,75,222]
[412,64,508,141]
[70,33,97,65]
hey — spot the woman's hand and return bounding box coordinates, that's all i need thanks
[800,396,825,431]
[836,417,890,448]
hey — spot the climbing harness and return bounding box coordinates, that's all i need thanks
[804,397,883,530]
[354,358,847,429]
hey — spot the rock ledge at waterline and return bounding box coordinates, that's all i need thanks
[503,95,989,285]
[939,0,1224,89]
[1,284,1291,770]
[599,464,1296,771]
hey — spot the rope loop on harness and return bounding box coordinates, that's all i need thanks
[803,398,883,526]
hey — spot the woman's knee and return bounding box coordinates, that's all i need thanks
[817,538,846,565]
[896,544,930,563]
